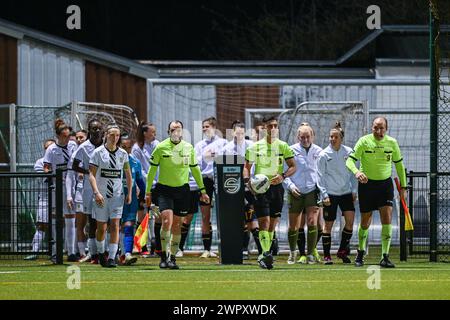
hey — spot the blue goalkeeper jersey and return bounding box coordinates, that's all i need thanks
[123,154,146,195]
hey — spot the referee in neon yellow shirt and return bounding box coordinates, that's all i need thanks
[145,121,209,269]
[346,117,407,268]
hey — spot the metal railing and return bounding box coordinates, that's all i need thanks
[0,169,64,264]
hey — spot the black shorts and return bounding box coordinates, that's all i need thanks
[155,183,190,217]
[244,190,257,223]
[151,186,159,207]
[323,193,355,221]
[199,177,214,206]
[358,178,394,213]
[189,190,200,215]
[254,183,285,219]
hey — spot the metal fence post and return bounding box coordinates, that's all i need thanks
[408,172,414,255]
[429,3,439,262]
[55,169,64,265]
[400,173,407,261]
[48,175,53,258]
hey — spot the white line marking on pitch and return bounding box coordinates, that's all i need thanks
[1,268,450,274]
[2,279,450,286]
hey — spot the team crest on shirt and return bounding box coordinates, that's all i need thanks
[100,150,110,162]
[118,154,125,166]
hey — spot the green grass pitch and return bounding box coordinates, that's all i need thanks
[1,248,450,300]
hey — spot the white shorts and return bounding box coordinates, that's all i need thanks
[75,188,83,204]
[45,189,74,218]
[75,202,84,213]
[36,197,49,224]
[82,190,94,215]
[92,194,124,223]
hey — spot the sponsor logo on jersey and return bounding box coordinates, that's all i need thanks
[100,169,121,178]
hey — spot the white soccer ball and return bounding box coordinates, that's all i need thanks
[250,174,270,194]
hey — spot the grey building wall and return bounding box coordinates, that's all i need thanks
[18,39,85,106]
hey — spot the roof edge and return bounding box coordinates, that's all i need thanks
[0,18,159,79]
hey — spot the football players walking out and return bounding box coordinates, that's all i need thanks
[24,139,55,261]
[244,116,296,269]
[195,117,227,258]
[132,121,160,256]
[43,119,78,262]
[72,120,104,263]
[283,124,323,265]
[346,117,407,268]
[89,125,132,268]
[317,122,357,265]
[119,133,146,265]
[66,129,87,260]
[146,121,210,269]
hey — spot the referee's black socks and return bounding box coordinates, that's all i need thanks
[154,222,162,251]
[202,222,213,251]
[251,228,262,255]
[339,228,353,252]
[179,223,190,251]
[316,228,323,246]
[322,233,332,257]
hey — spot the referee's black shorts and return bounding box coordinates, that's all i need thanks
[358,178,394,213]
[150,186,159,207]
[254,183,284,219]
[323,193,355,221]
[155,183,190,217]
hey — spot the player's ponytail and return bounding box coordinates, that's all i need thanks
[332,121,345,138]
[297,122,315,137]
[137,121,155,149]
[231,120,245,130]
[54,118,68,135]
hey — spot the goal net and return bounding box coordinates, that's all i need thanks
[2,102,139,248]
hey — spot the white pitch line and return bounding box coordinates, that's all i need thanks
[1,267,450,274]
[2,279,450,286]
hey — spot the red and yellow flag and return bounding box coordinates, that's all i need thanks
[394,177,414,231]
[134,213,149,252]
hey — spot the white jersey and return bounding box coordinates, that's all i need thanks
[66,150,84,202]
[220,139,253,157]
[283,143,323,194]
[317,144,357,199]
[144,140,159,161]
[34,157,47,200]
[132,140,159,189]
[195,135,227,179]
[220,138,254,192]
[73,140,98,193]
[90,145,129,198]
[131,143,151,177]
[43,140,77,181]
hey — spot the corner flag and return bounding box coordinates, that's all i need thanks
[134,213,149,252]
